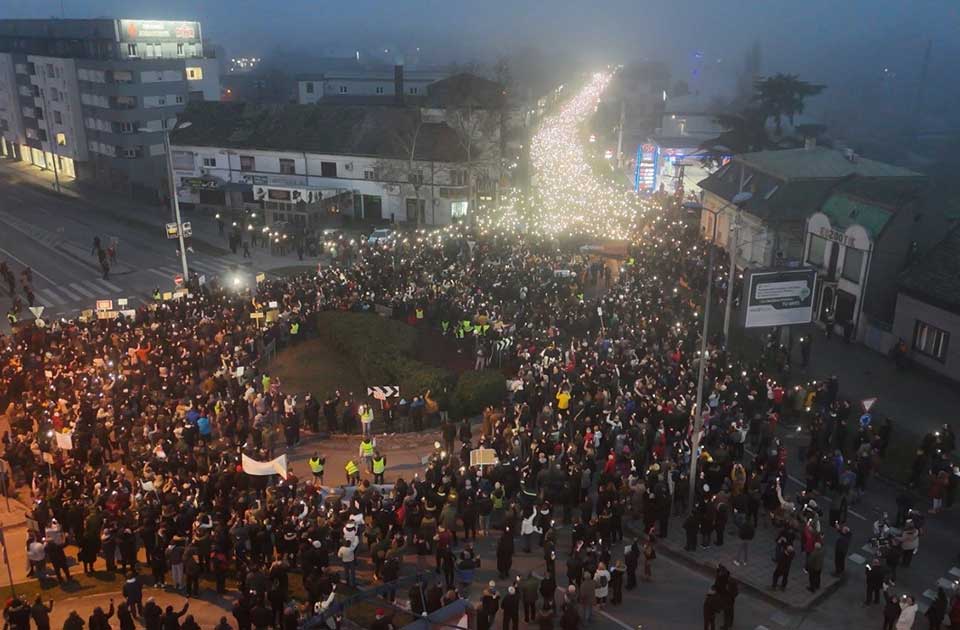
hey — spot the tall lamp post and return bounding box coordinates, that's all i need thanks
[143,121,192,281]
[722,192,753,343]
[688,191,752,513]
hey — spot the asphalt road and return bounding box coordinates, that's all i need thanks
[0,166,263,329]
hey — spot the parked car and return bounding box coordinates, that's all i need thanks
[366,228,394,246]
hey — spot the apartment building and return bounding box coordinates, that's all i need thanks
[0,18,220,201]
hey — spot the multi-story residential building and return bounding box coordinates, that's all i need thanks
[297,65,447,105]
[0,18,220,200]
[169,101,496,227]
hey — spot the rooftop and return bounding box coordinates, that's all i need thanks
[425,73,505,109]
[737,146,922,181]
[899,224,960,312]
[170,101,467,162]
[819,177,924,241]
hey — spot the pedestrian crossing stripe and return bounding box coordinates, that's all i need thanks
[92,278,122,292]
[69,283,96,298]
[58,285,81,301]
[146,268,171,279]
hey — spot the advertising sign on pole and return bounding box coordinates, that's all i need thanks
[742,268,817,328]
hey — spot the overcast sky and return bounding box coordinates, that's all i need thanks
[9,0,960,107]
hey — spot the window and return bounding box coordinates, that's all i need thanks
[408,171,422,186]
[119,121,134,133]
[279,158,296,174]
[841,248,864,283]
[127,43,138,57]
[320,161,337,177]
[55,132,67,147]
[202,157,217,167]
[34,107,44,120]
[37,129,47,141]
[49,87,59,101]
[46,63,54,77]
[409,87,418,95]
[339,85,348,94]
[913,321,950,362]
[375,86,384,94]
[186,67,203,80]
[53,110,62,124]
[175,95,184,104]
[450,169,466,186]
[157,97,166,106]
[363,170,376,180]
[306,82,314,94]
[240,155,255,171]
[451,201,469,219]
[807,234,827,267]
[123,148,138,158]
[177,43,185,56]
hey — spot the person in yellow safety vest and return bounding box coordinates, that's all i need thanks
[290,321,300,336]
[358,436,376,472]
[359,404,374,438]
[308,452,325,485]
[6,311,16,326]
[372,450,386,484]
[344,459,360,485]
[415,308,424,320]
[153,288,162,301]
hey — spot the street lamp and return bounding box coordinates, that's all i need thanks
[722,192,753,342]
[688,190,751,514]
[141,120,192,281]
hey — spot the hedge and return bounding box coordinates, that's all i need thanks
[313,312,505,422]
[451,369,507,419]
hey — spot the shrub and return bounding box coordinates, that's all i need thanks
[451,369,507,419]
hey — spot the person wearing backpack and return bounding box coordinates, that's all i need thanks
[594,562,610,604]
[734,519,754,566]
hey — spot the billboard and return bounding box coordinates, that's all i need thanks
[743,268,817,328]
[119,20,199,42]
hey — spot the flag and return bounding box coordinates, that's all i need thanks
[55,431,73,450]
[242,454,288,479]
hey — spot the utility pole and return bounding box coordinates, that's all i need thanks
[38,84,61,194]
[616,99,626,170]
[161,128,190,281]
[689,216,717,513]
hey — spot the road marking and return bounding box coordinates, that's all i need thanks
[38,287,65,305]
[937,577,956,590]
[0,245,56,284]
[146,268,172,278]
[597,609,634,630]
[923,589,937,600]
[848,553,866,564]
[57,285,81,300]
[92,278,122,293]
[69,283,95,298]
[743,446,866,521]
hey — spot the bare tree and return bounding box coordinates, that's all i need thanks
[447,104,499,217]
[375,110,427,226]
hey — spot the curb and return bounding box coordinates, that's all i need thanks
[623,520,843,613]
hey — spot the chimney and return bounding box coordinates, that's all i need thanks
[394,64,404,105]
[844,147,857,163]
[804,137,816,150]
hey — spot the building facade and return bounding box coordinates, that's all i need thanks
[168,102,489,227]
[802,178,924,345]
[893,225,960,382]
[0,18,220,200]
[297,66,446,105]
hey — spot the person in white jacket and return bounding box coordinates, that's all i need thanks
[594,562,611,604]
[520,508,542,553]
[896,595,917,630]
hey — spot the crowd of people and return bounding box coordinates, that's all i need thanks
[0,186,956,630]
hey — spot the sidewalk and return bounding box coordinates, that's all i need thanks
[795,334,960,439]
[45,590,232,629]
[0,159,322,274]
[640,516,842,611]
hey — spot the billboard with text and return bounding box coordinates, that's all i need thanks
[743,268,816,328]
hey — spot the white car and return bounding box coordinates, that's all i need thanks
[366,228,394,246]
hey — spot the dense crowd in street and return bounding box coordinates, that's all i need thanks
[0,76,958,630]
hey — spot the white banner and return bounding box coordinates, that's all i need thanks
[242,454,288,479]
[54,431,73,451]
